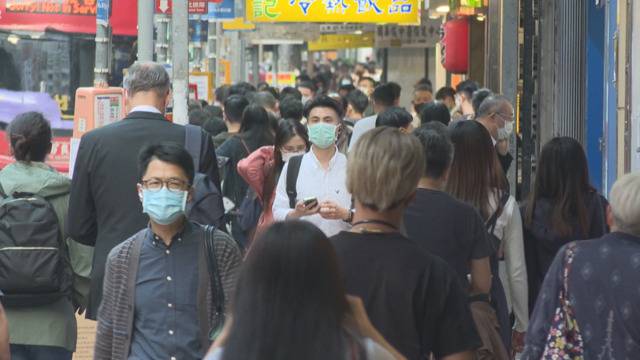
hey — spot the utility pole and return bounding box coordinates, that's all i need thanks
[94,0,111,86]
[138,0,155,62]
[156,13,170,63]
[172,0,189,125]
[207,18,218,80]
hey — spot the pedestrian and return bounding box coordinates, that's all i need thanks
[419,101,451,126]
[251,91,278,117]
[523,137,607,312]
[357,76,376,97]
[405,123,492,295]
[349,82,401,151]
[475,95,516,173]
[344,89,369,126]
[237,119,310,242]
[331,127,481,360]
[522,172,640,359]
[272,96,353,237]
[214,95,249,148]
[435,86,456,111]
[94,142,242,360]
[411,84,434,127]
[297,80,317,105]
[447,120,528,353]
[452,79,478,121]
[204,220,404,360]
[279,96,304,123]
[0,112,91,359]
[0,298,7,360]
[375,106,414,133]
[217,104,275,246]
[67,62,221,319]
[471,88,493,115]
[280,86,302,101]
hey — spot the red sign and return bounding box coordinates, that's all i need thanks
[0,130,71,174]
[0,0,138,35]
[188,0,208,13]
[155,0,172,14]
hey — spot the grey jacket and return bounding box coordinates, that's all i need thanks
[94,225,241,360]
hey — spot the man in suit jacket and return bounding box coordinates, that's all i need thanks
[67,62,221,319]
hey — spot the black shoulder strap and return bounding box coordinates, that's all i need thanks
[286,155,304,209]
[185,124,202,171]
[204,225,224,315]
[486,190,510,233]
[0,181,6,198]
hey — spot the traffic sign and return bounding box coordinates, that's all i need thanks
[96,0,111,25]
[156,0,172,14]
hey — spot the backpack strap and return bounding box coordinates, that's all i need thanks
[204,225,225,339]
[185,124,202,171]
[0,182,6,198]
[286,155,304,209]
[486,190,510,233]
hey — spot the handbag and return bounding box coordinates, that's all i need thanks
[204,225,226,340]
[541,243,584,359]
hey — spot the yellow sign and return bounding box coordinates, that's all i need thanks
[222,17,257,30]
[308,33,374,51]
[247,0,419,24]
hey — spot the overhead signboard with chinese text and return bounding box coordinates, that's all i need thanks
[308,32,374,51]
[247,0,420,24]
[374,19,442,48]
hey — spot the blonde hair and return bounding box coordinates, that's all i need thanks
[347,127,425,211]
[609,172,640,236]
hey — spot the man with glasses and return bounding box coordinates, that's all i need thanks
[475,94,516,173]
[95,142,241,360]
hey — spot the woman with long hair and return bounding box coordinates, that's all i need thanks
[216,104,276,246]
[237,119,310,243]
[523,137,607,312]
[206,221,404,360]
[447,120,528,353]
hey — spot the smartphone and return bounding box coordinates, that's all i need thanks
[303,197,318,208]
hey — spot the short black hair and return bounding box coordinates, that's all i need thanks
[297,80,317,94]
[224,95,250,123]
[215,85,231,104]
[138,142,195,185]
[372,82,401,108]
[202,116,227,137]
[303,95,344,120]
[375,107,413,129]
[346,89,369,114]
[8,111,52,162]
[414,83,433,94]
[261,86,279,100]
[229,82,257,97]
[280,87,303,101]
[472,88,494,115]
[455,79,479,99]
[204,104,223,119]
[188,109,209,127]
[413,122,453,179]
[415,78,433,92]
[280,96,304,121]
[338,83,356,94]
[419,102,451,126]
[435,86,456,100]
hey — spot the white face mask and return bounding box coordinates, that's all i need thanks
[498,121,514,139]
[503,120,514,135]
[281,151,306,163]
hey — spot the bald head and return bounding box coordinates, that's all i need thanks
[609,172,640,237]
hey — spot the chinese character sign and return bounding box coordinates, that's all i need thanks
[247,0,419,24]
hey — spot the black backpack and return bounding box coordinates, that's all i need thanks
[0,189,71,307]
[184,125,226,229]
[285,155,304,209]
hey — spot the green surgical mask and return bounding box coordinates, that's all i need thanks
[308,123,337,149]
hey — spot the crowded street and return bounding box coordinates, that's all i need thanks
[0,0,640,359]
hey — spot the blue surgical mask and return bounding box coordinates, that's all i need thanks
[142,188,188,225]
[308,123,337,149]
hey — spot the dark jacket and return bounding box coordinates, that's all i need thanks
[67,111,221,319]
[522,191,607,312]
[94,225,241,360]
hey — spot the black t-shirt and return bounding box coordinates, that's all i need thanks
[330,231,481,360]
[404,188,493,286]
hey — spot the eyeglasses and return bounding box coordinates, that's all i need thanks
[140,178,190,193]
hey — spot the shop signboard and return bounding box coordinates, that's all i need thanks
[308,32,374,51]
[247,0,419,24]
[208,0,235,19]
[374,19,441,48]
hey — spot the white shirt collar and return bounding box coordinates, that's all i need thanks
[491,136,497,146]
[309,146,339,170]
[130,105,162,114]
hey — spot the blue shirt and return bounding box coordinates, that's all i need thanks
[128,222,203,360]
[522,232,640,359]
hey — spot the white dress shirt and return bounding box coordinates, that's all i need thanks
[348,115,377,152]
[272,148,352,237]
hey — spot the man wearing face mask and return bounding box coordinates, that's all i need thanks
[95,143,241,360]
[475,94,515,174]
[67,62,222,319]
[272,96,353,237]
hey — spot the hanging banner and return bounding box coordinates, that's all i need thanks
[308,32,374,51]
[208,0,235,19]
[247,0,419,24]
